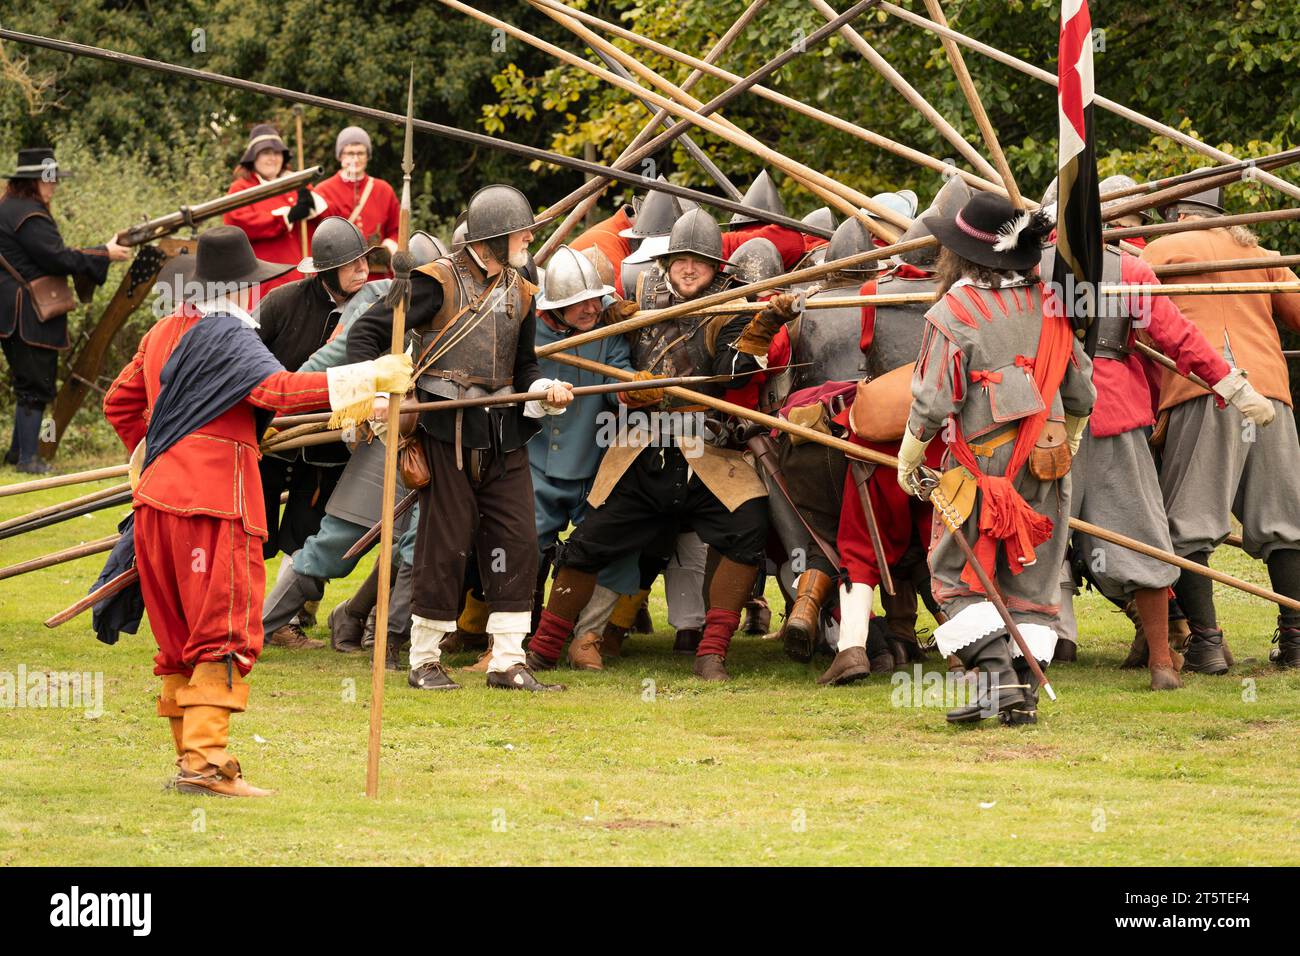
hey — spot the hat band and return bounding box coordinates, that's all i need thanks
[12,164,57,173]
[955,211,1000,245]
[245,133,284,152]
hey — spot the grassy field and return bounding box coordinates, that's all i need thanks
[2,466,1299,867]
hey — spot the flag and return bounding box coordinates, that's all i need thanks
[1052,0,1104,355]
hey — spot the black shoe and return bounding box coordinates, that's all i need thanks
[1053,638,1077,662]
[1182,627,1229,675]
[16,457,52,474]
[1270,626,1300,668]
[328,602,366,654]
[633,604,654,635]
[673,628,702,654]
[487,663,565,692]
[525,649,558,671]
[408,662,460,691]
[743,598,771,635]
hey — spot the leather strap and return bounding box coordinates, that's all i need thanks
[346,177,376,226]
[412,273,502,380]
[968,425,1018,458]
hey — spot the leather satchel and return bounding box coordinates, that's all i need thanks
[1028,419,1072,481]
[398,433,430,489]
[0,251,76,323]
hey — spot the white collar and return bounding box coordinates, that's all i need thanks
[194,296,258,329]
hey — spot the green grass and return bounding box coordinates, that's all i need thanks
[2,465,1299,866]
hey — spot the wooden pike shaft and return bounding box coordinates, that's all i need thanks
[534,0,1006,198]
[293,105,308,258]
[0,465,130,499]
[1103,282,1300,296]
[441,0,910,239]
[1097,148,1300,203]
[531,0,891,239]
[1104,208,1300,240]
[1102,162,1300,224]
[918,0,1021,205]
[807,0,999,182]
[537,235,938,356]
[0,482,131,535]
[1152,255,1300,278]
[44,566,139,628]
[1132,341,1212,391]
[546,352,1300,614]
[879,1,1300,204]
[536,0,768,264]
[0,534,120,582]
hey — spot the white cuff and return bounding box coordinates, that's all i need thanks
[1211,367,1247,401]
[524,377,565,418]
[326,361,378,412]
[1008,623,1059,664]
[933,601,1004,657]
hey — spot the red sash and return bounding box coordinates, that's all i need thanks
[944,283,1074,593]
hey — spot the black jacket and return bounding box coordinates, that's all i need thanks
[0,196,111,349]
[347,266,543,452]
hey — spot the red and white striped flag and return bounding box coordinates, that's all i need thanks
[1052,0,1103,354]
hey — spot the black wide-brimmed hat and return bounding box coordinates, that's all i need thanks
[5,147,73,181]
[239,124,291,167]
[158,226,293,296]
[924,192,1051,271]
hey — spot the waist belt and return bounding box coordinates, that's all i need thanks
[968,425,1018,458]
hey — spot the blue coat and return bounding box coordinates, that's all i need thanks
[527,312,633,481]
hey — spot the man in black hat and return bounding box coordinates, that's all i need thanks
[253,216,373,649]
[526,208,782,682]
[896,193,1095,725]
[1,147,129,472]
[348,184,576,692]
[103,224,412,796]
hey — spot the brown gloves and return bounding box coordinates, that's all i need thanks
[604,298,640,324]
[621,370,665,408]
[736,292,799,356]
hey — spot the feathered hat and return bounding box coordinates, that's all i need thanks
[924,192,1052,271]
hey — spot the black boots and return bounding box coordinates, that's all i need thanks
[13,405,51,474]
[1182,625,1230,675]
[945,631,1029,725]
[1271,626,1300,668]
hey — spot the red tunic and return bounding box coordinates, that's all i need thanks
[103,307,331,676]
[310,172,400,277]
[725,223,807,269]
[222,175,312,301]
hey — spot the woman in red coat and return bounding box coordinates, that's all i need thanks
[222,124,325,304]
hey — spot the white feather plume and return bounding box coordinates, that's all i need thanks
[993,211,1031,252]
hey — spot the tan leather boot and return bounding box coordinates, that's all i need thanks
[158,673,188,757]
[461,639,493,673]
[783,569,833,662]
[174,662,272,798]
[567,631,604,671]
[600,621,629,658]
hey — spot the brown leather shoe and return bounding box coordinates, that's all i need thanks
[487,663,565,692]
[693,654,730,681]
[817,645,871,685]
[600,622,629,658]
[1053,637,1078,662]
[1120,600,1149,669]
[784,569,832,663]
[525,649,559,671]
[268,623,325,650]
[673,628,703,654]
[1168,616,1191,652]
[1149,664,1182,690]
[567,631,604,671]
[174,763,273,798]
[439,631,465,655]
[743,597,771,635]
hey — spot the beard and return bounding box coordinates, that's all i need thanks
[508,247,530,270]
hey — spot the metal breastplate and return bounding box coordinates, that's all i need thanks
[792,283,870,389]
[416,252,525,400]
[864,273,938,378]
[1040,245,1131,361]
[629,269,731,409]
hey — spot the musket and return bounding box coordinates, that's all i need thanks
[45,566,139,628]
[913,466,1055,702]
[114,167,322,247]
[745,431,843,570]
[0,29,827,240]
[546,352,1300,615]
[341,488,421,563]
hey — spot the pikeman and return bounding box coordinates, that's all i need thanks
[254,216,373,648]
[1042,177,1267,690]
[525,245,639,671]
[101,225,411,796]
[1140,186,1300,672]
[346,184,575,692]
[896,193,1095,726]
[525,208,777,681]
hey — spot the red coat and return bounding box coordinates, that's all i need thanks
[103,307,331,538]
[222,175,312,300]
[725,223,807,269]
[310,172,400,276]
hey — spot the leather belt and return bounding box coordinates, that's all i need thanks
[969,425,1018,458]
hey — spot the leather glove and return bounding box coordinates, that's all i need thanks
[895,428,932,496]
[1213,368,1275,427]
[286,187,315,224]
[763,292,800,323]
[372,352,414,394]
[620,370,664,408]
[604,298,639,323]
[1064,413,1089,455]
